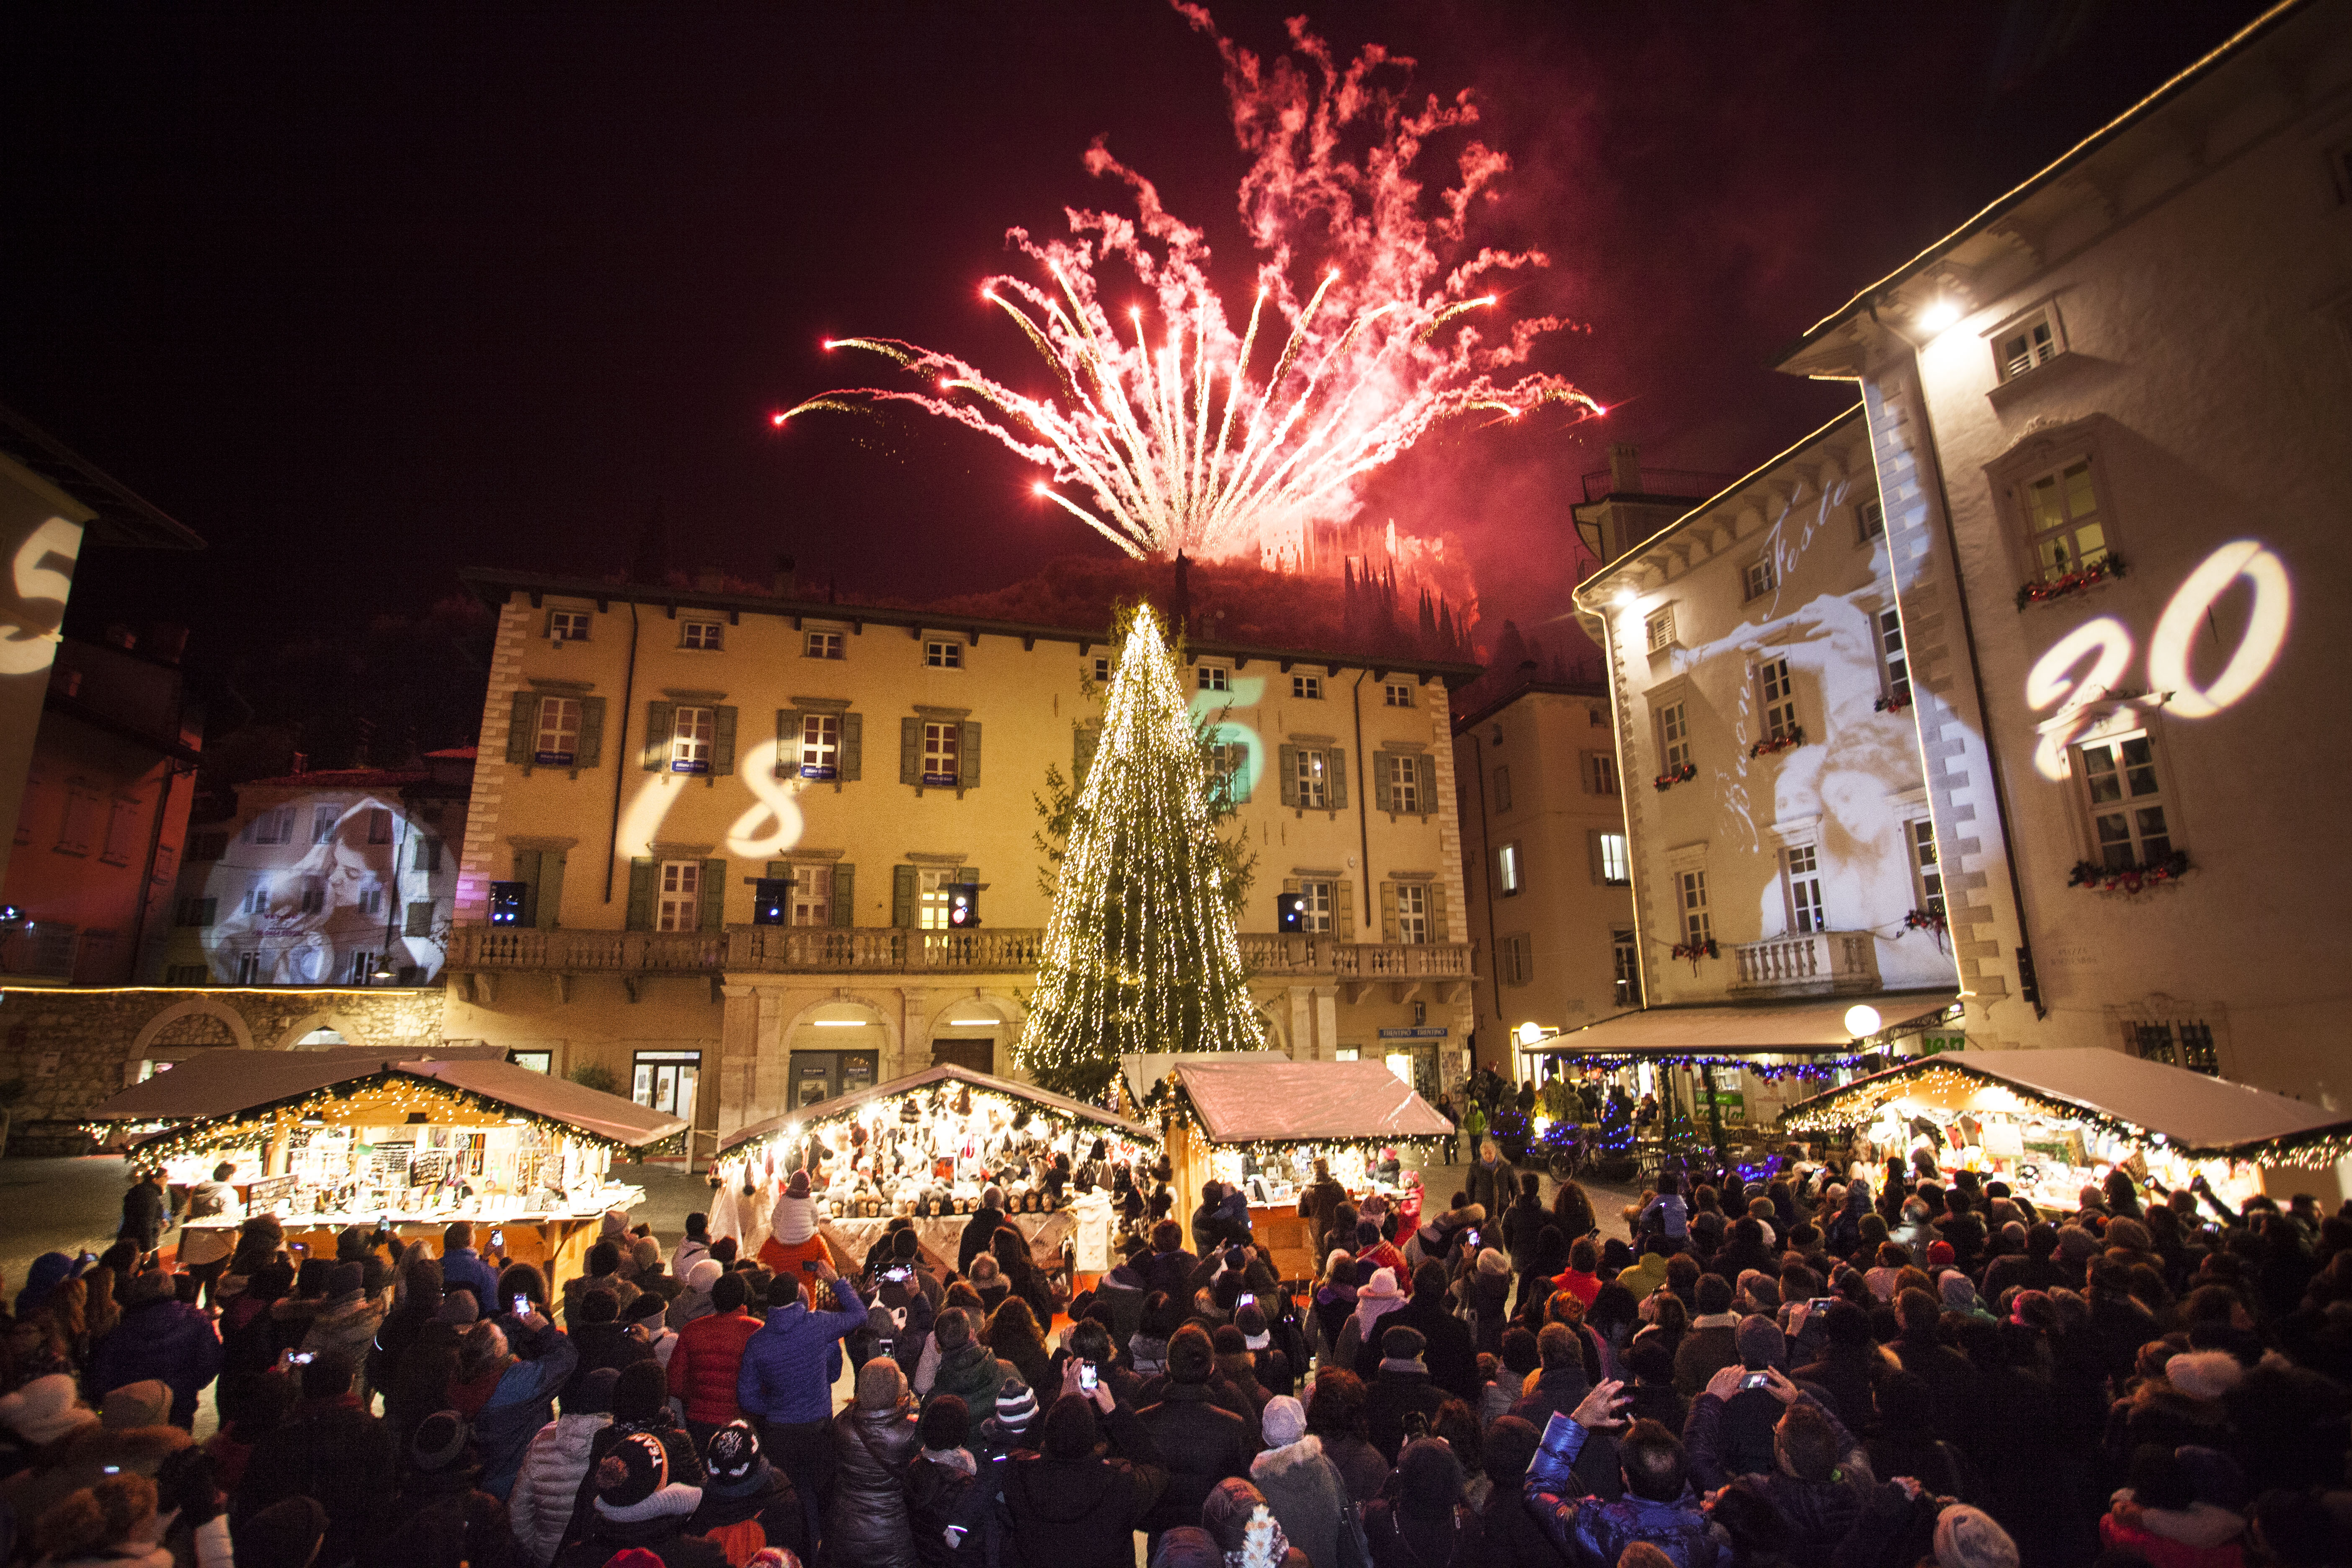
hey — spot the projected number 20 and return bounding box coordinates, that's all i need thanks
[2026,539,2290,779]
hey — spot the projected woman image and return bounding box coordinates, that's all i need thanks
[200,793,447,984]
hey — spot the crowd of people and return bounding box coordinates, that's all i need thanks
[0,1135,2346,1568]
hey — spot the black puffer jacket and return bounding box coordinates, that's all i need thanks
[1001,1403,1168,1568]
[1136,1381,1253,1538]
[829,1402,923,1568]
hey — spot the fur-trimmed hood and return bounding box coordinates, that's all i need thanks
[1251,1434,1326,1482]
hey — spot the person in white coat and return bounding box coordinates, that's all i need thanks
[506,1367,618,1565]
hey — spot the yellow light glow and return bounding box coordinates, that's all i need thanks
[1914,298,1962,334]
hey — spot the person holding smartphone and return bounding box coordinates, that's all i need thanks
[999,1355,1168,1568]
[735,1252,867,1552]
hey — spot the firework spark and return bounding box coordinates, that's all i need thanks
[776,5,1602,563]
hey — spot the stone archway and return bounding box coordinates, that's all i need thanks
[270,1010,376,1052]
[914,990,1030,1081]
[124,997,255,1080]
[774,993,904,1113]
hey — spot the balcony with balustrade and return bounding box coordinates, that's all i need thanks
[445,923,1474,1004]
[1726,929,1882,997]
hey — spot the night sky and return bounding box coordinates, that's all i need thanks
[2,1,2269,754]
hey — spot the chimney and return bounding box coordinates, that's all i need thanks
[291,752,308,775]
[1607,442,1643,495]
[774,553,798,598]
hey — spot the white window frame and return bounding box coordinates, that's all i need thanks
[921,721,961,786]
[1598,832,1630,887]
[798,713,840,778]
[2020,456,2110,583]
[1498,843,1522,897]
[1297,879,1334,934]
[1758,658,1799,741]
[1295,747,1329,809]
[1995,309,2061,382]
[251,807,294,846]
[1092,657,1111,683]
[1385,683,1414,707]
[1910,820,1945,917]
[535,695,583,763]
[549,610,591,643]
[657,859,702,932]
[311,806,338,845]
[347,950,379,985]
[1743,556,1777,601]
[1658,702,1692,772]
[366,808,393,845]
[1387,753,1421,814]
[1645,607,1676,654]
[682,619,723,651]
[1786,844,1826,934]
[2077,729,2174,870]
[924,640,963,670]
[790,863,832,926]
[1292,673,1323,700]
[1197,664,1230,693]
[1586,752,1619,796]
[1395,883,1429,945]
[671,705,714,773]
[1877,611,1911,708]
[357,887,385,917]
[1207,741,1245,807]
[918,868,956,931]
[235,951,263,985]
[805,630,844,660]
[1612,930,1641,1006]
[1678,870,1712,947]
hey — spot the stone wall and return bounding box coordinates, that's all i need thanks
[0,985,449,1155]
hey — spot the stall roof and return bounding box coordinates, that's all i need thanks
[719,1064,1157,1153]
[1119,1050,1288,1113]
[85,1046,686,1147]
[1779,1048,2352,1161]
[1175,1059,1453,1146]
[1529,992,1960,1055]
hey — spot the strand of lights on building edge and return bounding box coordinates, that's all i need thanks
[89,1072,634,1165]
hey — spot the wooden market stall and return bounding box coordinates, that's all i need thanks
[1143,1057,1454,1284]
[715,1064,1161,1284]
[85,1046,685,1284]
[1777,1047,2352,1211]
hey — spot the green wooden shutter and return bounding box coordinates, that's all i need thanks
[513,848,543,925]
[1429,883,1449,943]
[712,706,738,776]
[700,859,727,929]
[1379,881,1398,942]
[900,718,921,785]
[536,851,566,930]
[956,866,977,902]
[1229,745,1251,804]
[505,692,538,766]
[765,859,792,880]
[1374,753,1393,812]
[892,864,917,928]
[1416,754,1437,816]
[1328,749,1349,810]
[832,864,855,928]
[840,713,862,781]
[959,721,982,786]
[626,859,657,930]
[575,697,606,769]
[1336,879,1356,940]
[642,702,675,770]
[1074,724,1099,787]
[774,709,801,778]
[1278,745,1299,807]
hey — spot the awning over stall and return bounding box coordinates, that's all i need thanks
[1171,1058,1453,1146]
[1779,1048,2352,1164]
[84,1045,686,1148]
[1119,1050,1287,1113]
[1529,992,1961,1058]
[719,1063,1157,1153]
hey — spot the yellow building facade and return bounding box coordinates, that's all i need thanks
[443,570,1481,1152]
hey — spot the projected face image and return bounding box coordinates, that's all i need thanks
[201,794,446,984]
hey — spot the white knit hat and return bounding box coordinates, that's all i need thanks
[687,1259,725,1293]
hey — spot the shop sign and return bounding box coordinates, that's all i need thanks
[1919,1034,1966,1056]
[1377,1027,1449,1039]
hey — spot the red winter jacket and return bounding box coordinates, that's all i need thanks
[668,1308,761,1425]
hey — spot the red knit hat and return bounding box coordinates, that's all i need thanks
[1926,1240,1956,1268]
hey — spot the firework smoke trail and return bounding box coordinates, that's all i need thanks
[774,3,1604,563]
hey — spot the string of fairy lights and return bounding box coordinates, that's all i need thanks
[723,1078,1157,1163]
[1777,1060,2352,1169]
[1141,1074,1452,1163]
[89,1071,631,1166]
[1017,606,1263,1099]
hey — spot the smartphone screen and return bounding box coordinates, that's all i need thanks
[802,1260,821,1274]
[513,1294,530,1317]
[1740,1370,1772,1390]
[490,1230,503,1249]
[1079,1361,1099,1392]
[288,1351,316,1366]
[879,1338,895,1357]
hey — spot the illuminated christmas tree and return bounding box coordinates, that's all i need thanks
[1018,603,1261,1100]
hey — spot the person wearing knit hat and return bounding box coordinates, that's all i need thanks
[0,1372,98,1447]
[99,1380,173,1431]
[2164,1350,2246,1402]
[991,1370,1039,1439]
[685,1418,809,1565]
[1335,1265,1408,1372]
[1925,1239,1957,1271]
[1362,1325,1442,1463]
[758,1172,829,1279]
[566,1429,720,1568]
[1247,1393,1351,1568]
[830,1351,921,1567]
[1933,1502,2018,1568]
[669,1257,727,1330]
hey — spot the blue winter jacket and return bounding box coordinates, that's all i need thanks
[88,1297,223,1428]
[476,1316,580,1498]
[737,1276,867,1427]
[441,1246,503,1311]
[1524,1411,1726,1568]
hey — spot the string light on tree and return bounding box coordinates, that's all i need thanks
[1017,604,1262,1100]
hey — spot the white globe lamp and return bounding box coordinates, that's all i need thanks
[1843,1004,1883,1039]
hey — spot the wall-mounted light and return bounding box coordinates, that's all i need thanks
[1612,587,1637,609]
[1914,298,1962,334]
[810,1019,866,1028]
[1516,1021,1545,1047]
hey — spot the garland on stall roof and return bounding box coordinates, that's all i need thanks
[2067,850,2191,895]
[1553,1051,1870,1081]
[1151,1074,1449,1161]
[88,1070,634,1165]
[728,1079,1156,1158]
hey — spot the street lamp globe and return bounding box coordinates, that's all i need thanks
[1843,1004,1883,1039]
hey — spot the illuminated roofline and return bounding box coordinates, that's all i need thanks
[1776,0,2311,365]
[1568,404,1869,614]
